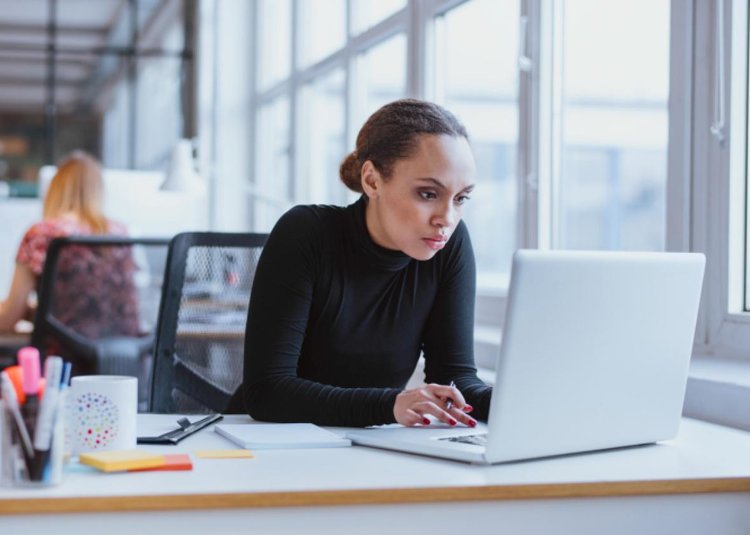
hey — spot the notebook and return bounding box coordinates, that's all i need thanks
[215,423,352,450]
[347,250,706,464]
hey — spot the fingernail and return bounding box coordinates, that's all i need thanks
[423,418,430,425]
[449,419,457,426]
[469,419,477,428]
[463,405,473,413]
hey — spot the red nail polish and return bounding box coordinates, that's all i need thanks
[469,420,477,428]
[449,419,457,426]
[464,405,474,413]
[423,418,430,425]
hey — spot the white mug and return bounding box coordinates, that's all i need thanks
[68,376,137,455]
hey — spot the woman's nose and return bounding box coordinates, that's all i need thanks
[433,202,457,229]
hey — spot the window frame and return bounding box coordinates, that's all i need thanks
[692,0,750,361]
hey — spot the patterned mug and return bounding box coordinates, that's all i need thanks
[67,376,137,455]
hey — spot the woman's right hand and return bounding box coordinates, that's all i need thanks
[393,383,477,428]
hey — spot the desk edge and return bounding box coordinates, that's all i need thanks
[2,477,750,515]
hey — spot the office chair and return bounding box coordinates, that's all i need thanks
[149,232,267,414]
[31,236,170,402]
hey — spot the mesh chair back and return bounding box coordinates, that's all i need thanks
[32,237,170,398]
[150,232,267,414]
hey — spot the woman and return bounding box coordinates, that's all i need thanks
[244,99,491,427]
[0,151,133,336]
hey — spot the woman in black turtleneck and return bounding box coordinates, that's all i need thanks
[243,99,491,428]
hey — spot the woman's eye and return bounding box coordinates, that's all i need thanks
[455,195,471,205]
[418,191,437,201]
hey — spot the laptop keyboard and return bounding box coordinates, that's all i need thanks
[440,433,488,446]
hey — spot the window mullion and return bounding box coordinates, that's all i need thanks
[518,0,536,249]
[666,0,695,255]
[521,0,558,251]
[407,0,427,98]
[289,0,300,205]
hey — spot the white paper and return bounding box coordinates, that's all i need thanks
[214,423,351,450]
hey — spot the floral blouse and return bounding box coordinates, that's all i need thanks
[16,218,140,357]
[16,218,127,276]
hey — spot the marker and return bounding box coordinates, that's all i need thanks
[18,347,41,439]
[3,365,25,404]
[31,356,63,481]
[1,371,34,464]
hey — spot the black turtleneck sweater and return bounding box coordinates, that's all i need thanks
[243,197,491,427]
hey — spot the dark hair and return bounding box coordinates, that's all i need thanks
[339,98,469,193]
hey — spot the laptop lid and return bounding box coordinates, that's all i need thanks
[483,250,705,463]
[347,250,705,464]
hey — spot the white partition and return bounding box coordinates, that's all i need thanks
[0,168,209,295]
[39,166,209,238]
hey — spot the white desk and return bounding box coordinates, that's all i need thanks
[1,415,750,534]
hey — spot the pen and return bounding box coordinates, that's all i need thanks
[446,380,456,411]
[60,361,72,390]
[31,356,63,481]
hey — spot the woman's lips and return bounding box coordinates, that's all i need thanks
[423,237,447,250]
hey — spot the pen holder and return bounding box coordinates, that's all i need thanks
[0,392,66,487]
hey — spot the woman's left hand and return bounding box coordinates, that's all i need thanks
[393,383,477,428]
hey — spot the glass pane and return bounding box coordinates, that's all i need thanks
[298,69,347,205]
[298,0,346,68]
[254,97,291,231]
[353,33,407,129]
[559,0,669,251]
[436,0,520,288]
[257,0,291,90]
[135,57,183,169]
[352,0,406,34]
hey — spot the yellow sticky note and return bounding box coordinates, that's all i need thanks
[195,449,254,459]
[79,450,165,472]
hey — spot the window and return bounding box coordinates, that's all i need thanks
[195,0,750,431]
[435,0,520,288]
[241,0,677,305]
[556,0,669,251]
[353,33,407,126]
[254,97,291,231]
[298,0,347,68]
[257,0,292,91]
[249,0,411,221]
[352,0,406,34]
[700,0,750,357]
[298,69,346,205]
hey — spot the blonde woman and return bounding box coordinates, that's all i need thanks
[0,151,130,334]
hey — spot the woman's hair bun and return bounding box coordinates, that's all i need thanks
[339,151,362,193]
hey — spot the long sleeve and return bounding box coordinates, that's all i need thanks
[243,207,400,426]
[243,200,492,427]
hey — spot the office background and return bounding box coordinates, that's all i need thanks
[0,0,747,429]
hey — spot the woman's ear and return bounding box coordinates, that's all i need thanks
[360,161,381,199]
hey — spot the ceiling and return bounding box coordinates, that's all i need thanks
[0,0,167,114]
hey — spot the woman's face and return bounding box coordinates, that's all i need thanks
[363,134,476,261]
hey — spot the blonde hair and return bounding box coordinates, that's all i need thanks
[43,151,108,234]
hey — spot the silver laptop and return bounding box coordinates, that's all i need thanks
[346,250,705,464]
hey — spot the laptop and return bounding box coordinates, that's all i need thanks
[346,250,705,464]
